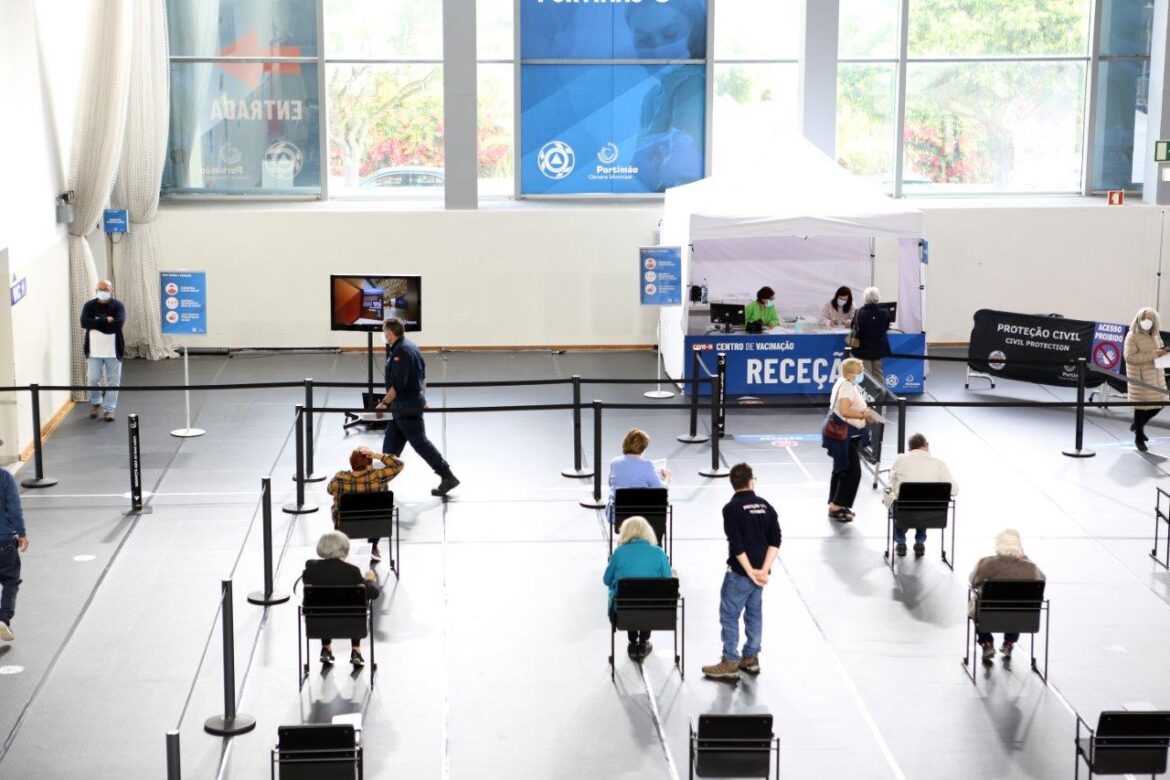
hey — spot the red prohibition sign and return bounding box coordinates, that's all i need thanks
[1093,342,1120,371]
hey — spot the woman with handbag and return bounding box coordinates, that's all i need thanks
[1123,307,1168,451]
[823,358,876,521]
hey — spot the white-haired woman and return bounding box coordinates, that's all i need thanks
[1124,307,1168,451]
[823,357,877,521]
[970,530,1045,663]
[851,286,892,383]
[302,531,380,668]
[602,516,673,660]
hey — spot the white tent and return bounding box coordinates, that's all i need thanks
[658,136,925,380]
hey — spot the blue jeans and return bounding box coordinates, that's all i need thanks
[86,357,122,412]
[382,411,451,477]
[719,570,763,662]
[0,539,21,625]
[893,526,927,545]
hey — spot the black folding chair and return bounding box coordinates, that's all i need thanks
[271,724,363,779]
[1152,487,1170,570]
[689,714,779,779]
[883,482,955,571]
[298,584,377,689]
[609,577,684,679]
[611,488,672,562]
[963,579,1049,683]
[337,490,400,577]
[1075,710,1170,778]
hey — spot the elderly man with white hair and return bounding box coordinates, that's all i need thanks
[302,531,380,668]
[1123,306,1168,451]
[850,286,892,384]
[970,529,1045,663]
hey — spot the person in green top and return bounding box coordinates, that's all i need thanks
[744,286,780,328]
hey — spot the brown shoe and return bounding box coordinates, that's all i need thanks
[738,655,760,674]
[89,404,100,419]
[104,412,115,422]
[701,658,741,680]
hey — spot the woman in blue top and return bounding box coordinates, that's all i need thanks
[603,516,674,660]
[607,428,670,523]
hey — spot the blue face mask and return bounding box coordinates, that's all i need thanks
[96,291,111,302]
[852,373,863,385]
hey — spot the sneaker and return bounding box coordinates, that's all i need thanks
[701,658,742,680]
[89,405,100,419]
[350,649,365,668]
[0,622,13,641]
[913,543,926,557]
[104,412,115,422]
[895,543,907,557]
[320,647,335,666]
[637,641,653,659]
[370,544,382,563]
[1001,641,1014,659]
[980,641,995,664]
[738,655,760,674]
[627,642,640,659]
[431,474,460,497]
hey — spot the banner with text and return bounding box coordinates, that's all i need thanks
[160,271,208,335]
[640,246,682,305]
[967,309,1111,387]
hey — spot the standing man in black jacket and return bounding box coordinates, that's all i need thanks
[79,279,126,422]
[851,286,892,385]
[375,318,460,497]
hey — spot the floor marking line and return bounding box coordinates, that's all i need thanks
[639,662,681,780]
[784,444,817,483]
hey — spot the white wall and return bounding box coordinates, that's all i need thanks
[0,0,90,462]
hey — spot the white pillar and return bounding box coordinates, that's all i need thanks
[800,0,840,159]
[444,0,478,209]
[1144,0,1170,203]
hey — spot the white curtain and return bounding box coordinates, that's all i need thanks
[67,0,134,399]
[114,0,178,360]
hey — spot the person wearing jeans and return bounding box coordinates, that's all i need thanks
[79,279,126,422]
[0,442,28,642]
[883,433,959,557]
[702,463,781,681]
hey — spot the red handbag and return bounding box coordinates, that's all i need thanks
[822,414,849,441]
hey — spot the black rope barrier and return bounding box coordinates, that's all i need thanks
[885,351,1088,366]
[561,375,594,479]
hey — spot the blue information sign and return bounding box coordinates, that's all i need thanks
[683,333,927,395]
[160,271,207,335]
[640,246,682,305]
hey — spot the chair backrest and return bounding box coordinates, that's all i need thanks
[1090,712,1170,774]
[302,584,370,640]
[694,714,774,778]
[891,482,951,529]
[614,488,669,544]
[614,577,679,632]
[974,579,1046,635]
[275,724,359,780]
[337,490,395,541]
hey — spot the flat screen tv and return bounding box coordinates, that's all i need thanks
[330,275,421,332]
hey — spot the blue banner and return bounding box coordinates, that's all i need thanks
[520,0,708,60]
[160,272,208,335]
[521,64,705,194]
[683,333,927,395]
[640,246,682,305]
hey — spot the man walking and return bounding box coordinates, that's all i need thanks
[0,439,28,641]
[702,463,781,681]
[883,432,958,557]
[375,318,459,497]
[79,279,126,422]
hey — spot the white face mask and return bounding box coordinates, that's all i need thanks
[1140,319,1154,331]
[836,298,848,307]
[765,299,775,308]
[96,291,111,302]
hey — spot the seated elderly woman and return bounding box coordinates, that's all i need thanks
[303,531,381,668]
[327,446,404,564]
[603,516,673,661]
[970,529,1046,664]
[607,428,670,524]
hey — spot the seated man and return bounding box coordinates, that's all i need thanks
[970,529,1045,663]
[303,531,381,668]
[883,433,958,557]
[327,446,404,565]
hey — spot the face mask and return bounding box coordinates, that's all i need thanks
[851,373,863,385]
[765,299,775,308]
[1141,319,1154,331]
[96,291,111,302]
[837,298,848,307]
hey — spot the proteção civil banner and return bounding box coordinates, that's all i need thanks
[967,309,1111,387]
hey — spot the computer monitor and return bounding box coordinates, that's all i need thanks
[877,301,897,325]
[330,275,421,332]
[710,302,745,333]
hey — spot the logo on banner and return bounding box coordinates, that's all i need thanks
[538,140,575,179]
[988,351,1006,371]
[263,141,303,178]
[885,374,899,389]
[597,142,619,164]
[219,143,242,165]
[692,343,714,351]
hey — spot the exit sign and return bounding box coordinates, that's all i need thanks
[1157,141,1170,162]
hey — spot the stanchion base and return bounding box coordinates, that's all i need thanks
[643,390,675,399]
[282,502,319,515]
[124,506,154,516]
[203,713,257,736]
[19,477,58,489]
[1062,448,1096,458]
[561,468,595,479]
[247,590,291,606]
[580,497,607,509]
[699,467,731,478]
[291,473,328,483]
[170,428,206,438]
[676,434,710,444]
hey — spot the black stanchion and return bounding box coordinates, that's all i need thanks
[561,375,594,478]
[580,400,607,508]
[166,730,181,780]
[298,378,325,483]
[19,384,57,489]
[716,352,727,438]
[677,351,710,444]
[125,413,152,516]
[699,373,730,478]
[1063,357,1096,458]
[204,580,257,736]
[283,405,319,515]
[897,398,907,455]
[248,478,290,606]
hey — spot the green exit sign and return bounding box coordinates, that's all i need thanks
[1158,141,1170,162]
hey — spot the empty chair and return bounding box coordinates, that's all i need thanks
[1075,711,1170,779]
[271,724,363,780]
[964,579,1049,683]
[337,490,401,576]
[884,481,955,570]
[609,577,683,679]
[689,714,779,779]
[611,487,672,560]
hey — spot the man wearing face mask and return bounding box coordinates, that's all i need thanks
[1124,307,1168,451]
[744,287,780,329]
[79,279,126,422]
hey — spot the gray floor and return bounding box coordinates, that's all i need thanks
[1,349,1168,779]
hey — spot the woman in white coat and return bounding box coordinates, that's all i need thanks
[1123,307,1168,451]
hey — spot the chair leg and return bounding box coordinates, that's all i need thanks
[609,627,615,680]
[369,612,377,689]
[962,617,976,684]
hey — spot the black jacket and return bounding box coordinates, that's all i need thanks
[80,298,127,359]
[302,558,381,601]
[385,336,426,415]
[852,303,891,360]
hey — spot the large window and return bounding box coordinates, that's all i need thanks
[1091,0,1154,191]
[477,0,514,199]
[837,0,900,188]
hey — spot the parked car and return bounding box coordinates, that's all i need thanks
[360,166,445,188]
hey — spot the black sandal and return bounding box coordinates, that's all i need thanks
[829,508,853,521]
